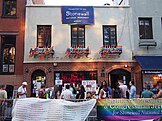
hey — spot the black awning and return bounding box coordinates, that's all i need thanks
[135,56,162,70]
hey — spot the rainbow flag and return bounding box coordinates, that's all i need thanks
[97,98,162,120]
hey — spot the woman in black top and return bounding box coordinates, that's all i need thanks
[76,85,86,99]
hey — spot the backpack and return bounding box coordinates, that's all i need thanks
[107,86,112,95]
[39,89,46,99]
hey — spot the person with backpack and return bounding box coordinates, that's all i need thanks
[113,82,122,98]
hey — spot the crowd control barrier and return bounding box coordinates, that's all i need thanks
[0,99,13,121]
[1,98,162,121]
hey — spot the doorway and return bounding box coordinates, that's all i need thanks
[31,70,46,97]
[5,85,14,99]
[108,69,131,89]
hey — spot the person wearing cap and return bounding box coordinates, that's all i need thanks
[18,82,28,99]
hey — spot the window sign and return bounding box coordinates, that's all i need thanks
[55,80,63,85]
[61,6,94,25]
[3,65,8,72]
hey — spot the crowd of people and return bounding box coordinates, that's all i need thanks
[35,79,162,100]
[0,80,162,100]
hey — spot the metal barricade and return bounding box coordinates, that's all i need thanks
[85,105,97,121]
[0,99,13,121]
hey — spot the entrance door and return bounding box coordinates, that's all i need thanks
[108,69,131,89]
[31,70,46,97]
[5,85,14,99]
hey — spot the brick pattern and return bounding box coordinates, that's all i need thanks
[0,0,25,91]
[23,62,136,96]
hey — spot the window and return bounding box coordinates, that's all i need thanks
[139,18,153,39]
[71,25,85,48]
[37,25,51,48]
[0,36,16,74]
[103,25,117,47]
[3,0,16,16]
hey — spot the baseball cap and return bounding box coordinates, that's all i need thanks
[22,82,28,85]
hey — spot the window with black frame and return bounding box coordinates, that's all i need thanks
[37,25,51,48]
[139,18,153,39]
[103,25,117,47]
[71,25,85,48]
[1,36,16,74]
[2,0,16,16]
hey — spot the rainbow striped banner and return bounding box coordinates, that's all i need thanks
[97,98,162,121]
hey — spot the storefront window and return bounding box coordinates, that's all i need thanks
[1,35,16,74]
[142,73,162,90]
[54,71,97,84]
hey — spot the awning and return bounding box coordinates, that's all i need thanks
[135,56,162,70]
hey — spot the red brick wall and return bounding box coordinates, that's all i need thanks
[24,62,135,96]
[0,0,26,87]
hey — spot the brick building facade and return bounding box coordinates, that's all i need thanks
[0,0,26,98]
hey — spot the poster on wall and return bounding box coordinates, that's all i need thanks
[3,65,8,72]
[82,80,96,92]
[55,80,63,85]
[9,65,14,72]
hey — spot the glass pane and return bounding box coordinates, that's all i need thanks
[139,18,152,39]
[4,0,16,16]
[145,20,150,26]
[71,25,85,47]
[3,48,9,64]
[9,47,15,64]
[103,26,116,46]
[72,38,77,47]
[139,20,144,25]
[37,26,51,48]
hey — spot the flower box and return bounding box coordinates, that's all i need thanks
[29,47,55,59]
[65,46,90,58]
[99,46,122,57]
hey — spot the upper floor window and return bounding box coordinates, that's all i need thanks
[0,36,16,74]
[139,18,153,39]
[71,25,85,48]
[103,25,117,47]
[37,25,51,48]
[3,0,17,16]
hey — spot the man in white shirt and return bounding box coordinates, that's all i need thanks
[18,82,28,99]
[60,84,73,100]
[118,80,128,98]
[0,85,7,99]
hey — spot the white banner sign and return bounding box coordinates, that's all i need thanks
[12,98,96,121]
[82,80,96,92]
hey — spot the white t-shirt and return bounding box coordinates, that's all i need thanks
[0,90,7,99]
[61,89,73,100]
[119,84,128,98]
[18,86,27,99]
